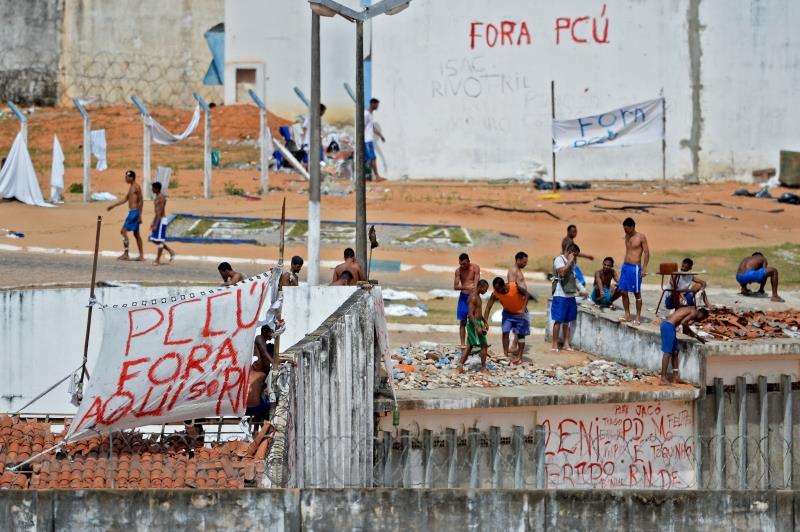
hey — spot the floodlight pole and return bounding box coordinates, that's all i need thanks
[7,101,27,145]
[131,96,153,200]
[355,20,367,269]
[248,88,270,194]
[308,12,322,286]
[72,98,91,202]
[194,92,212,199]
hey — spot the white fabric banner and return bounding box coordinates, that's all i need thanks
[50,135,65,203]
[552,98,664,153]
[0,132,52,207]
[66,272,278,442]
[90,129,108,171]
[150,105,201,145]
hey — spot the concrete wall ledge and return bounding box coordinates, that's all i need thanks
[2,488,798,531]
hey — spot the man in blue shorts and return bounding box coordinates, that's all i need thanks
[364,98,386,181]
[453,253,481,347]
[551,244,580,352]
[619,217,650,325]
[660,306,708,384]
[106,169,144,261]
[483,277,530,363]
[736,252,784,302]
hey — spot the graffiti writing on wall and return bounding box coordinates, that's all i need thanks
[468,4,610,49]
[432,56,532,99]
[540,401,695,489]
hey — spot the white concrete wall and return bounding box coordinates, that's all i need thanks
[281,285,358,349]
[223,0,359,123]
[225,0,799,181]
[0,284,355,414]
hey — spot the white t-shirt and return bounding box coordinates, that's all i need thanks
[553,255,576,298]
[364,110,375,142]
[302,116,310,147]
[668,274,694,292]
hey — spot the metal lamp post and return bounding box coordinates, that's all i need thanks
[306,0,411,278]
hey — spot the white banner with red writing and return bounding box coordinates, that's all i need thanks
[552,98,664,153]
[66,271,279,442]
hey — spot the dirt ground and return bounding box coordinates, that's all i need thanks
[1,105,799,289]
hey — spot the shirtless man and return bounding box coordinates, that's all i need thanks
[456,279,491,374]
[591,257,623,307]
[280,256,303,288]
[507,251,534,351]
[106,170,144,261]
[148,182,175,265]
[332,248,365,286]
[246,325,274,417]
[484,277,530,364]
[619,217,650,325]
[453,253,481,346]
[736,252,783,302]
[659,306,709,384]
[562,224,594,291]
[218,262,244,286]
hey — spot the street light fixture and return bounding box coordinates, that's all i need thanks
[306,0,412,283]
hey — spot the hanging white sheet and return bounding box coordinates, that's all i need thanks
[150,105,201,145]
[90,129,108,171]
[50,135,65,203]
[552,98,664,153]
[0,132,52,207]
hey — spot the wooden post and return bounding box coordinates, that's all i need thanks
[78,216,102,391]
[550,80,557,191]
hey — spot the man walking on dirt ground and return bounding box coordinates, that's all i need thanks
[456,279,491,374]
[454,253,481,347]
[507,251,535,352]
[106,170,144,261]
[148,182,175,266]
[365,98,386,182]
[619,217,650,325]
[659,306,708,384]
[332,247,365,286]
[736,252,784,302]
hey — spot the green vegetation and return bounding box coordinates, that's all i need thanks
[186,218,216,237]
[68,183,83,194]
[287,221,308,238]
[223,181,246,196]
[168,179,178,189]
[243,219,276,230]
[447,227,472,245]
[396,225,472,245]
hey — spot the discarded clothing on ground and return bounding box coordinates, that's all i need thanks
[533,177,591,191]
[778,192,800,205]
[383,304,427,317]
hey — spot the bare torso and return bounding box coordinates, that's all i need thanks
[507,265,527,291]
[333,260,363,285]
[128,183,143,211]
[455,264,480,294]
[666,306,695,326]
[624,231,646,264]
[152,194,166,227]
[596,269,615,290]
[737,255,766,274]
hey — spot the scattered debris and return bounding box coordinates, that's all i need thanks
[594,204,658,212]
[388,343,655,390]
[475,204,560,220]
[699,308,800,341]
[384,304,427,318]
[89,192,117,201]
[778,192,800,205]
[381,288,419,301]
[689,210,738,221]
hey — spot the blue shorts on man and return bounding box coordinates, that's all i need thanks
[618,262,642,293]
[501,310,530,337]
[551,296,578,323]
[149,217,167,243]
[456,292,470,321]
[660,321,679,354]
[736,268,767,286]
[123,209,141,232]
[574,263,586,286]
[365,141,377,162]
[591,287,613,306]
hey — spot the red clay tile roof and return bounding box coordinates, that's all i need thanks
[0,415,271,490]
[699,308,800,341]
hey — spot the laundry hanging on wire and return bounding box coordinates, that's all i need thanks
[90,129,108,170]
[149,104,202,145]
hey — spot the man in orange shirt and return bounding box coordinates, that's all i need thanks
[483,277,530,364]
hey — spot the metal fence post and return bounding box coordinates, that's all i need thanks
[248,88,270,194]
[131,96,152,200]
[72,98,91,202]
[7,101,27,144]
[193,92,212,199]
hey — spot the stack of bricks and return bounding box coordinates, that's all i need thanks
[699,307,800,340]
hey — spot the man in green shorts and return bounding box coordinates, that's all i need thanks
[457,279,491,374]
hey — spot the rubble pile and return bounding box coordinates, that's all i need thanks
[389,343,655,390]
[700,308,800,340]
